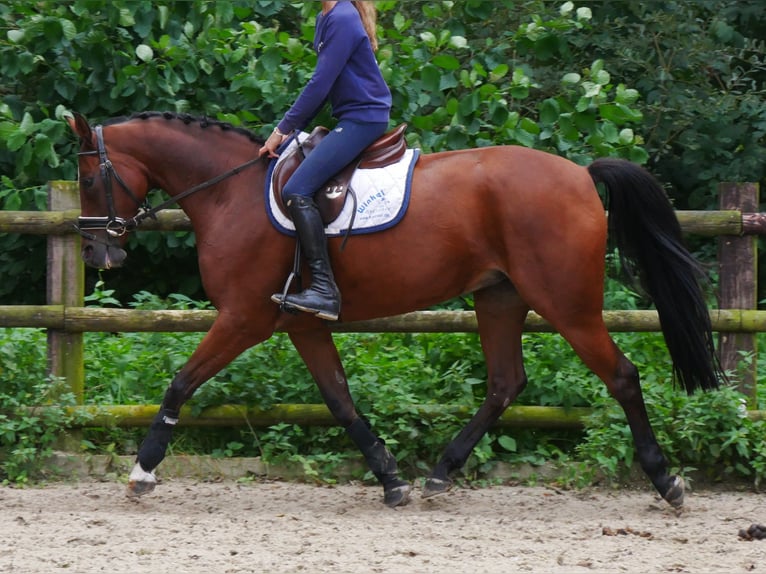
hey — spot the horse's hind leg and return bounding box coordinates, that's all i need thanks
[288,328,411,508]
[423,282,529,498]
[503,224,683,506]
[557,318,684,507]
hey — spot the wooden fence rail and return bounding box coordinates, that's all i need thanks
[2,306,766,334]
[0,208,759,236]
[0,180,763,428]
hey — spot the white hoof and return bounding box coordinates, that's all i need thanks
[126,463,157,497]
[665,475,685,508]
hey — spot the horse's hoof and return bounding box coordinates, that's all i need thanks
[126,463,157,498]
[421,476,453,499]
[383,482,412,508]
[664,475,685,508]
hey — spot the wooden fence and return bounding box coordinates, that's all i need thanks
[0,180,764,428]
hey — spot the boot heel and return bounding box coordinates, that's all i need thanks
[281,299,339,321]
[315,309,339,321]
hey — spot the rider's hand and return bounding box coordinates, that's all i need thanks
[259,128,289,158]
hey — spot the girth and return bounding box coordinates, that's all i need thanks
[272,123,407,224]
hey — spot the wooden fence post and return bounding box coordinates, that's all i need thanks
[718,182,759,406]
[46,181,84,403]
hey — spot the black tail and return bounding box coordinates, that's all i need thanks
[588,157,723,394]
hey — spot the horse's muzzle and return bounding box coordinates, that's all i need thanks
[81,240,128,269]
[76,216,132,269]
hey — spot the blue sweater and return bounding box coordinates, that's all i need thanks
[277,1,391,134]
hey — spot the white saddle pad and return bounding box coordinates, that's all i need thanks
[265,131,420,237]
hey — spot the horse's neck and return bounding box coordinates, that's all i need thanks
[137,126,264,219]
[154,139,266,233]
[102,119,265,244]
[139,130,232,191]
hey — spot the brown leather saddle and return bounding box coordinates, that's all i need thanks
[272,123,408,224]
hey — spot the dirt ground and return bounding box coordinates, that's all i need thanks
[1,478,764,574]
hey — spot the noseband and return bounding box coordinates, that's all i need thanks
[75,124,263,241]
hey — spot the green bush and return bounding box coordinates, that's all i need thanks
[578,382,766,488]
[0,328,89,484]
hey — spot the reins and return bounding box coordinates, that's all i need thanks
[75,124,264,240]
[130,156,263,227]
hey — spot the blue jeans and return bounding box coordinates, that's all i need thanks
[282,119,389,200]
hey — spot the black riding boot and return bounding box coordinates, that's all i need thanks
[272,196,341,321]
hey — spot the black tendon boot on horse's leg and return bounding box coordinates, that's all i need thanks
[272,196,341,321]
[126,407,179,497]
[346,418,411,508]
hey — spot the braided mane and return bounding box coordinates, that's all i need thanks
[102,111,266,144]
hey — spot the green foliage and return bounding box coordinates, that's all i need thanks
[0,328,90,483]
[0,0,312,302]
[378,1,647,162]
[0,181,48,304]
[83,284,208,405]
[577,1,766,209]
[578,383,766,488]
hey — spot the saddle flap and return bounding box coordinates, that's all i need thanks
[271,126,330,210]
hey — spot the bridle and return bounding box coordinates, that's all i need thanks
[75,124,263,241]
[76,125,151,240]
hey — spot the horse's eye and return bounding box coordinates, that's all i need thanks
[81,177,94,189]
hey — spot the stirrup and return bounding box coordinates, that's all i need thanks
[272,271,297,306]
[272,242,302,309]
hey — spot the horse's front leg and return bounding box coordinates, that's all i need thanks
[288,328,411,508]
[127,314,267,496]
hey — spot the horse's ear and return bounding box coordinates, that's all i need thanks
[67,112,93,146]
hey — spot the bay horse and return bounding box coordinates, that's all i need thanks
[67,111,722,509]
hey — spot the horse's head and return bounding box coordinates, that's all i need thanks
[67,112,150,269]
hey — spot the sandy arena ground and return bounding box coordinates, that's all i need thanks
[1,478,765,574]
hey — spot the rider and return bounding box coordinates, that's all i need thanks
[259,1,391,321]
